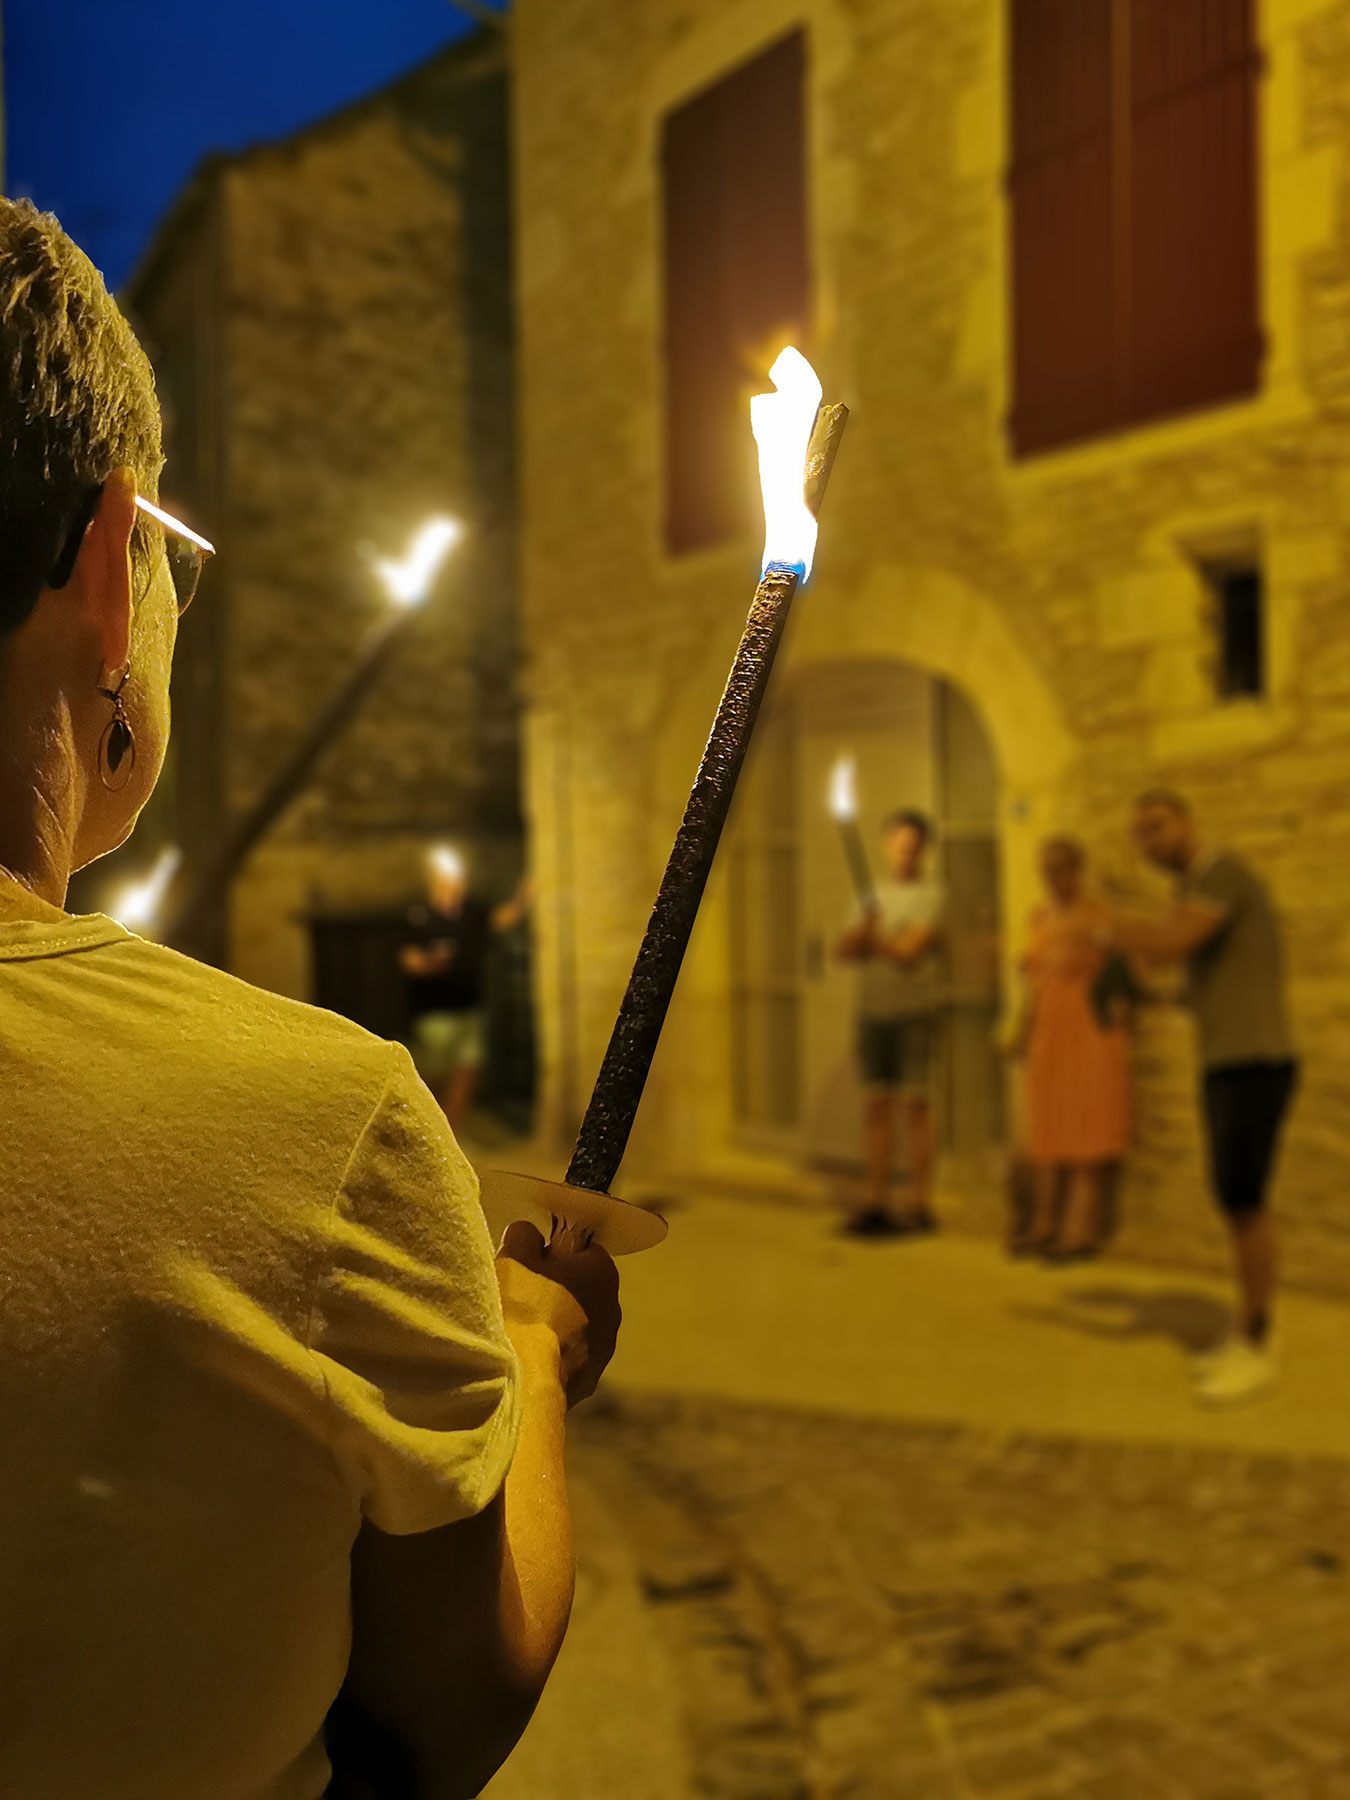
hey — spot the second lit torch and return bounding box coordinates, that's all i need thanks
[828,753,875,911]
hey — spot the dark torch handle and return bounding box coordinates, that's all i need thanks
[565,400,849,1195]
[839,819,876,910]
[565,563,800,1194]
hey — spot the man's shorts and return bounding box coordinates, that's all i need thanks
[1201,1060,1298,1218]
[857,1015,937,1097]
[411,1010,486,1085]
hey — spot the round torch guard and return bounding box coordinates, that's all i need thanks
[477,1168,669,1256]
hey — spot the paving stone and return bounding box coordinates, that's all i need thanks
[566,1394,1350,1795]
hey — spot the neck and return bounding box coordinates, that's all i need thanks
[0,676,81,910]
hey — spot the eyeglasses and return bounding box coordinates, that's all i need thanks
[133,495,215,615]
[47,485,216,616]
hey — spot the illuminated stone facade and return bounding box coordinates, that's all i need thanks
[118,32,520,998]
[514,0,1350,1290]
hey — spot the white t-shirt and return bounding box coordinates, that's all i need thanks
[856,876,947,1019]
[0,888,519,1799]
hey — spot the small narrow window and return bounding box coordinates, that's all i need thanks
[1211,563,1265,698]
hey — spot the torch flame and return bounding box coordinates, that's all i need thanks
[828,754,859,823]
[110,844,183,932]
[751,346,823,580]
[371,516,462,608]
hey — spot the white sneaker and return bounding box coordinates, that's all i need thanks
[1189,1336,1237,1379]
[1192,1338,1277,1408]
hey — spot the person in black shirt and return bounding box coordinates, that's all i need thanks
[400,847,531,1131]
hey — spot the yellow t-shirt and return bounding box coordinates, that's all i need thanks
[0,888,520,1799]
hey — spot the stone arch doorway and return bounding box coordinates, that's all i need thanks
[727,657,1004,1178]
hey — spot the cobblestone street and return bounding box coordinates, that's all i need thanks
[516,1394,1350,1800]
[481,1197,1350,1799]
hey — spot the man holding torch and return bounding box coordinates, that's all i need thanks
[836,809,947,1238]
[0,184,846,1799]
[0,198,619,1800]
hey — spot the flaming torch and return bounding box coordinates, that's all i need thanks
[828,754,875,910]
[169,518,460,949]
[479,350,848,1252]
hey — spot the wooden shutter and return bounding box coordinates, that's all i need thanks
[1128,0,1262,425]
[1010,0,1262,457]
[662,32,810,554]
[1009,0,1117,456]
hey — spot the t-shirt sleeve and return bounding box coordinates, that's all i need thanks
[307,1042,519,1535]
[1187,858,1244,924]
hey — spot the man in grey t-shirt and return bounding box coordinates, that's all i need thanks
[836,809,946,1238]
[1106,790,1297,1407]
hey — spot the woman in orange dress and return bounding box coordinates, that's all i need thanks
[1017,837,1131,1259]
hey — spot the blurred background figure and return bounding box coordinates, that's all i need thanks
[1015,837,1132,1261]
[1108,792,1297,1406]
[401,846,531,1132]
[835,810,946,1238]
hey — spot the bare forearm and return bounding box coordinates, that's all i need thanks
[877,927,937,965]
[498,1323,574,1681]
[1108,913,1210,960]
[341,1332,575,1799]
[434,1328,573,1798]
[836,924,872,961]
[416,1335,572,1799]
[1107,919,1169,958]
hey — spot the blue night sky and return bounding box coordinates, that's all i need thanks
[4,1,507,292]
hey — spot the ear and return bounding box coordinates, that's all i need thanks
[72,466,138,674]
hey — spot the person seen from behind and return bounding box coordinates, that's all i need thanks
[836,808,946,1238]
[0,196,618,1800]
[1102,790,1296,1407]
[1014,836,1132,1261]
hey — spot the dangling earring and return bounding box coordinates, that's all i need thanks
[96,663,137,792]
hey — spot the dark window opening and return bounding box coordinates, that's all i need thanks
[1211,563,1265,698]
[661,31,811,555]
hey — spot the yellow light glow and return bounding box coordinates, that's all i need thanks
[751,347,823,579]
[371,517,461,608]
[828,754,858,823]
[110,844,182,932]
[428,843,466,883]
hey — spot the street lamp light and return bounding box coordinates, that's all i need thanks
[169,516,462,949]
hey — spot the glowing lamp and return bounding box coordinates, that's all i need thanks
[370,517,461,609]
[429,844,466,884]
[170,519,460,948]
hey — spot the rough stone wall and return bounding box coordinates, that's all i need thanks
[125,35,520,998]
[121,179,231,893]
[515,0,1350,1293]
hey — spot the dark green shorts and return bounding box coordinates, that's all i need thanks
[857,1016,937,1095]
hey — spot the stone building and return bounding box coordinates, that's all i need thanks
[96,29,519,1019]
[513,0,1350,1291]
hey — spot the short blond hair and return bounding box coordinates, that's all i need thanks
[0,198,163,631]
